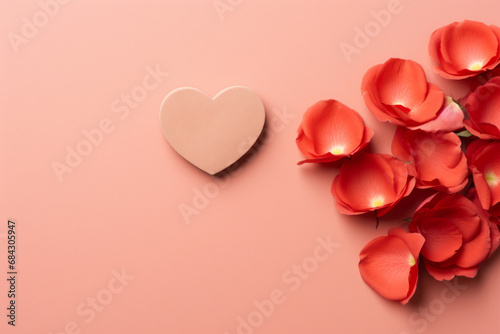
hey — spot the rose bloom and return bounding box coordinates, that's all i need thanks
[392,127,468,193]
[296,100,373,165]
[466,140,500,216]
[361,58,444,129]
[331,152,415,217]
[429,20,500,79]
[359,228,424,305]
[463,76,500,140]
[409,193,500,280]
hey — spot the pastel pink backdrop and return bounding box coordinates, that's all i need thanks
[1,0,499,333]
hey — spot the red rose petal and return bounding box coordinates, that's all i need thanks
[395,83,444,125]
[429,20,500,79]
[413,96,464,132]
[488,221,500,256]
[425,261,478,281]
[334,154,397,211]
[440,20,499,74]
[361,58,444,127]
[335,155,394,203]
[301,100,365,155]
[389,228,426,260]
[392,129,468,193]
[295,128,316,159]
[417,218,463,262]
[375,59,427,109]
[472,166,493,210]
[359,229,424,303]
[436,211,481,243]
[296,100,373,164]
[429,26,446,65]
[391,127,412,162]
[469,141,500,209]
[454,216,491,268]
[362,65,405,125]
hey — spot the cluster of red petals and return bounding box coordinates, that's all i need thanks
[359,228,424,305]
[361,58,444,129]
[463,77,500,139]
[296,100,373,165]
[408,193,500,281]
[429,20,500,79]
[331,152,414,217]
[466,140,500,216]
[392,127,468,193]
[296,19,500,305]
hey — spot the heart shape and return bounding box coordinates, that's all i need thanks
[159,86,266,175]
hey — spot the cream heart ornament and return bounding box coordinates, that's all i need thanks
[159,86,266,175]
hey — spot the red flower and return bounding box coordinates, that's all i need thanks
[466,140,500,216]
[429,20,500,79]
[359,228,424,304]
[392,127,468,193]
[331,152,415,216]
[463,76,500,140]
[408,193,500,281]
[361,58,444,129]
[296,100,373,165]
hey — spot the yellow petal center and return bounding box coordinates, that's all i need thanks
[331,145,344,155]
[485,171,498,187]
[408,254,416,267]
[469,62,483,71]
[371,196,385,208]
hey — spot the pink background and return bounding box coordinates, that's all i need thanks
[1,0,500,333]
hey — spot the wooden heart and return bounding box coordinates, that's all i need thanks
[159,86,266,175]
